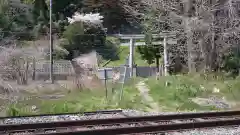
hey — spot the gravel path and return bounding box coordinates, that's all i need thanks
[136,80,161,112]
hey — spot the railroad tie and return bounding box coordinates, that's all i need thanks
[194,118,206,122]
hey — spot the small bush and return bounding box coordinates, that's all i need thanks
[6,104,36,116]
[7,105,21,117]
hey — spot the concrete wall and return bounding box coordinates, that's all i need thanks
[136,66,158,77]
[33,66,159,81]
[97,66,159,82]
[35,74,69,81]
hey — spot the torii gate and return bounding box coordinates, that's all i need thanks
[112,32,177,77]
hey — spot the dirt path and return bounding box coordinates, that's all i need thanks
[136,80,161,112]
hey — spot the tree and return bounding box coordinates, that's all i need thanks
[61,12,119,60]
[52,0,83,20]
[32,0,48,23]
[136,9,164,71]
[121,0,240,74]
[82,0,134,33]
[25,0,70,38]
[61,12,106,60]
[222,48,240,77]
[0,0,33,41]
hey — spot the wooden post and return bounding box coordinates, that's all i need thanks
[32,57,36,80]
[163,36,168,76]
[129,38,134,77]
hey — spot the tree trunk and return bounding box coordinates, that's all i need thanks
[184,0,195,73]
[156,56,160,72]
[15,59,22,85]
[210,30,217,71]
[155,56,160,80]
[15,57,29,85]
[209,0,217,71]
[23,58,29,85]
[186,31,195,73]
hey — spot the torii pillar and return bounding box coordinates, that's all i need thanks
[129,38,134,77]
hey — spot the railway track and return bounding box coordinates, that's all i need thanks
[1,110,240,135]
[0,109,123,119]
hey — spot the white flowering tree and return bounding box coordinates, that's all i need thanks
[67,12,104,26]
[61,12,108,60]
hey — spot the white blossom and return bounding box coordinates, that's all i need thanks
[213,87,220,93]
[200,85,205,91]
[67,12,103,25]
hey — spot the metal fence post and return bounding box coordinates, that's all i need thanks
[119,66,127,101]
[103,68,108,99]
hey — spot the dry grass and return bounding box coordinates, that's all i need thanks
[5,78,148,116]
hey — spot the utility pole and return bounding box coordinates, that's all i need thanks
[49,0,54,83]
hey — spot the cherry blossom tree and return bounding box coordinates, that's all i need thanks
[67,12,104,26]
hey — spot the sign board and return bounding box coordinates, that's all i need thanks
[118,67,130,84]
[97,66,130,83]
[97,68,113,80]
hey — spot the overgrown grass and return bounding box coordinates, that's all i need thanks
[6,78,148,117]
[8,73,239,116]
[145,74,240,111]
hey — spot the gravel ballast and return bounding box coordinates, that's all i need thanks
[1,109,240,135]
[167,126,240,135]
[1,109,185,124]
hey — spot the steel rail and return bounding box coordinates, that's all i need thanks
[35,118,240,135]
[1,110,240,132]
[0,109,123,119]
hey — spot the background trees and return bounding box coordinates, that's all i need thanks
[60,21,106,60]
[0,0,33,41]
[136,9,163,69]
[121,0,240,75]
[3,0,240,77]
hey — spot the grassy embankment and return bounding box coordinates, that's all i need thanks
[6,78,148,116]
[145,74,240,111]
[9,37,240,116]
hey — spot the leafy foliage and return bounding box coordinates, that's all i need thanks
[52,0,83,20]
[61,21,106,60]
[222,48,240,77]
[82,0,133,33]
[0,0,34,41]
[136,10,163,65]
